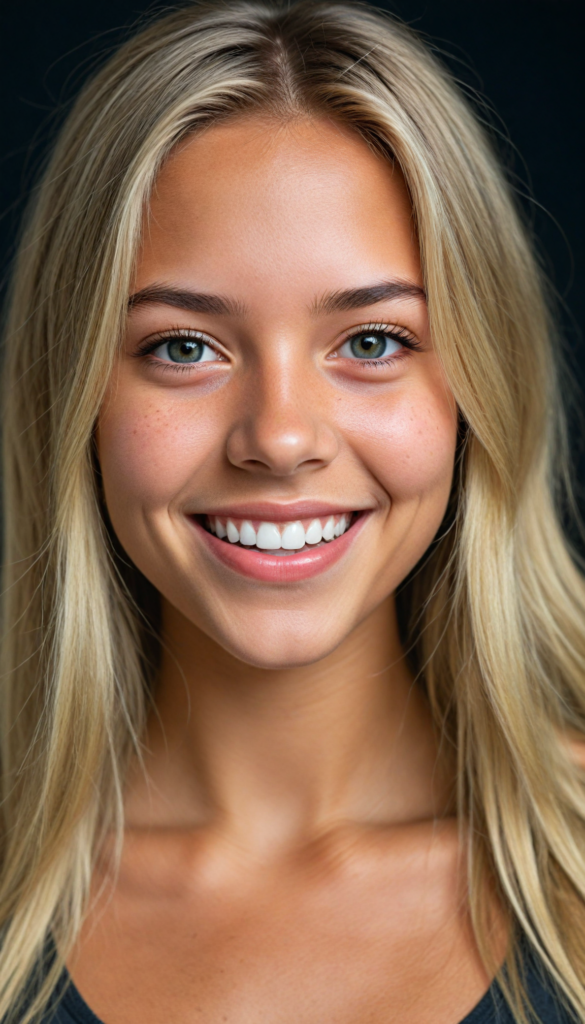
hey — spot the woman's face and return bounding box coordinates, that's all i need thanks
[98,117,458,668]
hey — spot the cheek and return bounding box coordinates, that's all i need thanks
[97,379,217,512]
[346,384,457,503]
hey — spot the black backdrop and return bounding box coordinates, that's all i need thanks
[1,0,583,506]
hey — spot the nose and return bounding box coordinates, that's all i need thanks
[226,366,339,476]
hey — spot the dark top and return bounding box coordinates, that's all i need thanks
[38,952,575,1024]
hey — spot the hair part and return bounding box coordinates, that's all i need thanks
[1,2,584,1020]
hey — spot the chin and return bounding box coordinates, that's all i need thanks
[201,608,352,670]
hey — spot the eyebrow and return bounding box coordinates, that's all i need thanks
[312,280,426,315]
[127,279,426,318]
[128,285,244,317]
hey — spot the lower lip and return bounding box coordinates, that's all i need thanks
[190,515,367,583]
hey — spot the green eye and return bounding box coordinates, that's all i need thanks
[339,331,402,360]
[166,338,204,362]
[349,333,389,358]
[151,335,219,364]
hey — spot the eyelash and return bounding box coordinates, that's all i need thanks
[134,322,421,373]
[134,328,223,373]
[336,322,421,367]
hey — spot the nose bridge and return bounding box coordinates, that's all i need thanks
[226,342,337,476]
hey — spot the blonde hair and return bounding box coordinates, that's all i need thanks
[1,2,584,1020]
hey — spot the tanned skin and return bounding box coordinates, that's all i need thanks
[70,116,505,1023]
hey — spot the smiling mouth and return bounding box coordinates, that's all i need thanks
[198,512,356,556]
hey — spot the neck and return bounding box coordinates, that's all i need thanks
[125,596,449,850]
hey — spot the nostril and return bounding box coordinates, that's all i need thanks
[240,458,274,471]
[236,456,330,476]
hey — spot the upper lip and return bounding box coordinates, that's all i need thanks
[189,501,369,522]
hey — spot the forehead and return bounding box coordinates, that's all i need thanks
[137,116,421,301]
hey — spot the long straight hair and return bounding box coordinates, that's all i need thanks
[1,2,584,1020]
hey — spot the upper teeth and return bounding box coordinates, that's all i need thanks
[208,514,350,550]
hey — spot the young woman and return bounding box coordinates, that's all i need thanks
[1,2,584,1021]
